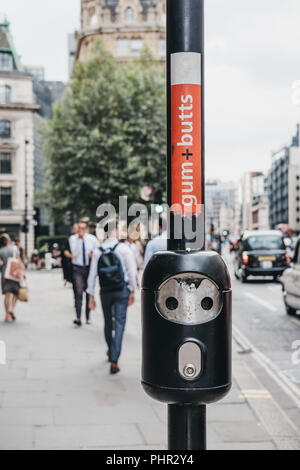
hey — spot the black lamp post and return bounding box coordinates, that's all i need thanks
[24,139,30,256]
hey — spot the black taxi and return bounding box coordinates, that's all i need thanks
[234,230,290,283]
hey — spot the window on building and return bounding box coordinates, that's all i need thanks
[0,85,11,104]
[117,39,129,56]
[0,187,12,210]
[0,121,11,138]
[125,7,133,23]
[159,39,166,55]
[0,52,13,71]
[162,2,166,24]
[131,39,143,55]
[89,7,97,27]
[0,153,11,174]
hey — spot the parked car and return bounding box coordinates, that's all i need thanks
[281,237,300,316]
[234,230,290,283]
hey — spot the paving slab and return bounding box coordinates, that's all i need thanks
[0,426,34,450]
[0,407,54,426]
[0,271,293,450]
[34,424,145,450]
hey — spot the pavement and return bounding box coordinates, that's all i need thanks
[0,269,299,450]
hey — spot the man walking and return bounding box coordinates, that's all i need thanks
[65,221,99,326]
[62,223,78,287]
[143,218,167,268]
[87,221,136,374]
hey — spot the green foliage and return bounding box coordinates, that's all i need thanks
[36,235,68,251]
[41,44,166,223]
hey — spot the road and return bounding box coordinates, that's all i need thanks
[225,250,300,435]
[0,264,299,449]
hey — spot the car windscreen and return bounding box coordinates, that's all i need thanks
[244,235,285,251]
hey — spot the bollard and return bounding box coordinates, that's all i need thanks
[141,0,232,451]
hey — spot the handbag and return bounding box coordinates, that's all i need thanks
[18,277,28,302]
[4,246,24,283]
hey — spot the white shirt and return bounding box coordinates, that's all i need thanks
[69,233,99,267]
[125,241,139,262]
[143,231,168,269]
[87,238,137,295]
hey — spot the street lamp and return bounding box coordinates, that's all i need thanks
[23,139,30,256]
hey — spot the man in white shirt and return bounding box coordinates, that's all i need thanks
[143,230,168,269]
[65,221,99,326]
[87,221,136,374]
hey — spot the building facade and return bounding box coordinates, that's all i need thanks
[251,194,269,231]
[31,78,66,238]
[268,126,300,233]
[205,181,236,234]
[219,205,235,235]
[0,18,39,254]
[24,65,45,82]
[238,171,269,232]
[68,33,77,78]
[75,0,166,65]
[250,173,269,231]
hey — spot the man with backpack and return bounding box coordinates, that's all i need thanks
[87,221,136,374]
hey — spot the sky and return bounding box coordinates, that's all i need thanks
[1,0,300,182]
[0,0,80,81]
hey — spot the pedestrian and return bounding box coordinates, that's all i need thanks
[31,249,39,269]
[0,235,23,322]
[87,220,136,374]
[62,223,78,286]
[143,219,167,268]
[124,230,143,288]
[38,243,49,270]
[13,238,27,267]
[51,243,62,268]
[64,221,99,326]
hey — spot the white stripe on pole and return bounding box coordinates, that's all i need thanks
[171,52,201,86]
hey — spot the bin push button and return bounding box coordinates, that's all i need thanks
[178,342,202,380]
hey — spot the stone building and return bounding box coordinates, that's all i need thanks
[238,171,269,232]
[205,180,236,234]
[75,0,166,64]
[0,17,39,255]
[268,125,300,233]
[30,78,66,238]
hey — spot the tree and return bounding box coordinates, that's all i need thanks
[41,45,166,223]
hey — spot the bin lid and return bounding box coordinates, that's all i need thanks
[142,250,231,291]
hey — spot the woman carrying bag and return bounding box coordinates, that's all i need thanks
[0,234,24,322]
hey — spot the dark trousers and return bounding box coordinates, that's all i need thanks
[100,286,130,363]
[72,265,90,321]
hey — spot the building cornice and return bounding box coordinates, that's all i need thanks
[0,71,33,80]
[0,210,34,223]
[75,26,165,60]
[0,103,40,112]
[80,24,165,36]
[0,141,19,150]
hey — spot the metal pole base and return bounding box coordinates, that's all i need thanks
[168,404,206,450]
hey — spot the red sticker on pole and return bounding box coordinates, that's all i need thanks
[171,53,202,215]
